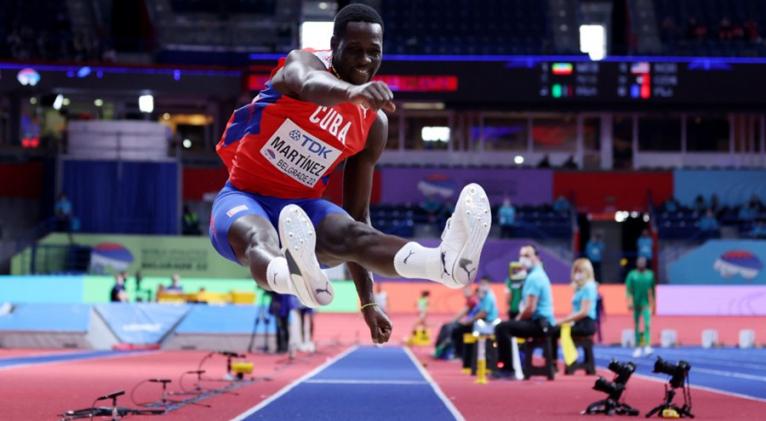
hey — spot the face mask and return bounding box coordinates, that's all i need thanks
[520,257,533,270]
[573,272,585,282]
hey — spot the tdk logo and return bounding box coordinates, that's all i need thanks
[290,132,334,159]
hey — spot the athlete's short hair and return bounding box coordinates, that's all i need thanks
[333,3,384,37]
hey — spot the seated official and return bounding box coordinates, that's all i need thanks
[493,245,556,378]
[451,278,499,359]
[556,258,598,337]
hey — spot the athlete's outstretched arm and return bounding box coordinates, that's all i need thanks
[343,110,396,343]
[271,50,395,112]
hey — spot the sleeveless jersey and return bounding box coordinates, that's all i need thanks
[216,50,378,199]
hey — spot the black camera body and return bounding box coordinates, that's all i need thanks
[583,359,640,416]
[653,357,691,389]
[609,359,636,385]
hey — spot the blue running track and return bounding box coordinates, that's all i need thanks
[0,350,124,370]
[234,346,463,421]
[594,346,766,401]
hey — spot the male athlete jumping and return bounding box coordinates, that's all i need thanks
[210,4,491,344]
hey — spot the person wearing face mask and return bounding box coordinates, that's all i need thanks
[626,256,655,358]
[493,245,555,379]
[556,258,598,337]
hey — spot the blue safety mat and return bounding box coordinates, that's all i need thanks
[0,303,91,332]
[174,305,276,334]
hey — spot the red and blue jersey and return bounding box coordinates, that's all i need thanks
[216,50,378,199]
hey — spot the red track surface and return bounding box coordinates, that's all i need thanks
[409,346,766,420]
[0,347,346,420]
[1,312,763,421]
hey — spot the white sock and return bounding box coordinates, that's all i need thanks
[266,257,295,294]
[394,242,444,283]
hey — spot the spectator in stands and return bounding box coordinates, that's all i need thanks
[744,19,761,43]
[182,205,202,235]
[373,283,388,313]
[718,17,734,41]
[420,193,447,228]
[686,17,708,41]
[697,209,720,234]
[749,220,766,239]
[498,197,516,238]
[663,196,680,213]
[561,155,578,169]
[556,258,598,337]
[54,192,73,232]
[110,273,128,302]
[451,278,498,359]
[537,154,551,168]
[637,229,653,267]
[710,194,721,214]
[626,256,655,358]
[553,195,571,214]
[505,262,526,320]
[731,21,745,41]
[585,232,606,282]
[693,194,707,213]
[166,273,184,293]
[738,201,758,222]
[493,245,555,379]
[749,194,764,211]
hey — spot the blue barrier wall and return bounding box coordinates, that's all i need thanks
[668,240,766,284]
[0,303,91,332]
[0,276,84,303]
[94,303,190,343]
[674,170,766,206]
[175,305,276,335]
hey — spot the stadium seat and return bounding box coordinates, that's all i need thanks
[522,335,556,381]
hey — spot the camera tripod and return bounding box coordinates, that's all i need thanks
[148,379,210,410]
[645,386,694,418]
[584,398,640,416]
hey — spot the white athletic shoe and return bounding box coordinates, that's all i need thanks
[438,183,492,288]
[632,347,643,358]
[643,346,654,356]
[278,205,334,308]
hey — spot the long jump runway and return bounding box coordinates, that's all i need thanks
[233,346,464,421]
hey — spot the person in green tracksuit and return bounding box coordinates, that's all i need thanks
[505,261,526,320]
[625,256,655,358]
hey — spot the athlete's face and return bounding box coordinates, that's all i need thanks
[331,21,383,85]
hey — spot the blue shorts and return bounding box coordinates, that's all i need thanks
[209,182,349,263]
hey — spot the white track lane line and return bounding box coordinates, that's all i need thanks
[230,345,357,421]
[403,346,466,421]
